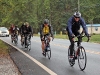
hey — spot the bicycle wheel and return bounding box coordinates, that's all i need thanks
[47,47,51,59]
[21,41,25,48]
[14,38,18,45]
[78,46,87,71]
[68,45,75,66]
[27,40,31,51]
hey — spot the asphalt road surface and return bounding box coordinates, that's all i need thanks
[0,36,100,75]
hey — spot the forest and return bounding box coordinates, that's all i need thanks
[0,0,100,33]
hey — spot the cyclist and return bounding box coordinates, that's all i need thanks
[9,24,15,43]
[13,25,19,40]
[66,11,90,58]
[19,22,33,48]
[25,22,33,40]
[40,19,54,55]
[19,23,26,44]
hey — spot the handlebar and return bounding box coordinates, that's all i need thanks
[74,34,91,43]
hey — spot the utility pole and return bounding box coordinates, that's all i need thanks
[78,0,80,11]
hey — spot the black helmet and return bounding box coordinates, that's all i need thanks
[73,11,81,18]
[44,19,49,24]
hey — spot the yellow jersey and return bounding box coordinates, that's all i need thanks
[43,26,50,35]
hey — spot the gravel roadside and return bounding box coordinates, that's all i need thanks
[0,54,21,75]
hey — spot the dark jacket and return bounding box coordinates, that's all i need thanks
[40,24,53,38]
[66,16,89,36]
[19,24,26,34]
[26,26,32,34]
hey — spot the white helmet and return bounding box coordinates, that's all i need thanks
[73,11,81,18]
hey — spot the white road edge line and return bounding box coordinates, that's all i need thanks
[1,39,57,75]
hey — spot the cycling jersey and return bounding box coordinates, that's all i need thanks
[40,24,53,38]
[43,26,50,35]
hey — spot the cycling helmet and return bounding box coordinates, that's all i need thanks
[15,25,18,27]
[25,22,29,25]
[44,19,49,24]
[73,11,81,18]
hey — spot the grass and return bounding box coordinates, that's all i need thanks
[34,34,100,43]
[0,40,9,56]
[89,34,100,43]
[54,34,100,43]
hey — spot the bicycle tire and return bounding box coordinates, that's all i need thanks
[47,48,51,59]
[14,38,18,45]
[68,45,75,66]
[21,41,25,48]
[27,41,31,51]
[78,46,87,71]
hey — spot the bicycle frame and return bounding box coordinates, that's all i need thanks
[11,33,18,45]
[43,34,51,59]
[21,34,31,50]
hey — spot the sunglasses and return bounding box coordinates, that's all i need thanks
[74,17,80,18]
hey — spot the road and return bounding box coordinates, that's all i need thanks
[0,36,100,75]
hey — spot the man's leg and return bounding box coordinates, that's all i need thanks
[41,40,45,52]
[68,32,74,56]
[25,36,27,48]
[70,38,74,56]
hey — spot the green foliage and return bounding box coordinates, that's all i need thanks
[0,0,100,33]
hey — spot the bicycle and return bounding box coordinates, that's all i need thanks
[11,33,18,45]
[68,33,90,71]
[43,35,53,59]
[21,34,31,51]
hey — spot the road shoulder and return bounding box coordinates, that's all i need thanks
[0,54,21,75]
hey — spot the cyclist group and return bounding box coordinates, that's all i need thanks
[9,22,33,48]
[9,11,90,58]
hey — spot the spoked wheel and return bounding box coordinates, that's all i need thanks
[68,45,75,66]
[27,41,31,51]
[78,46,87,71]
[47,48,51,59]
[21,41,25,48]
[14,38,18,45]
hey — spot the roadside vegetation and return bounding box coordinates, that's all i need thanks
[0,0,100,34]
[34,34,100,44]
[0,40,9,56]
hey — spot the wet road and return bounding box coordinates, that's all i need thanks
[0,36,100,75]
